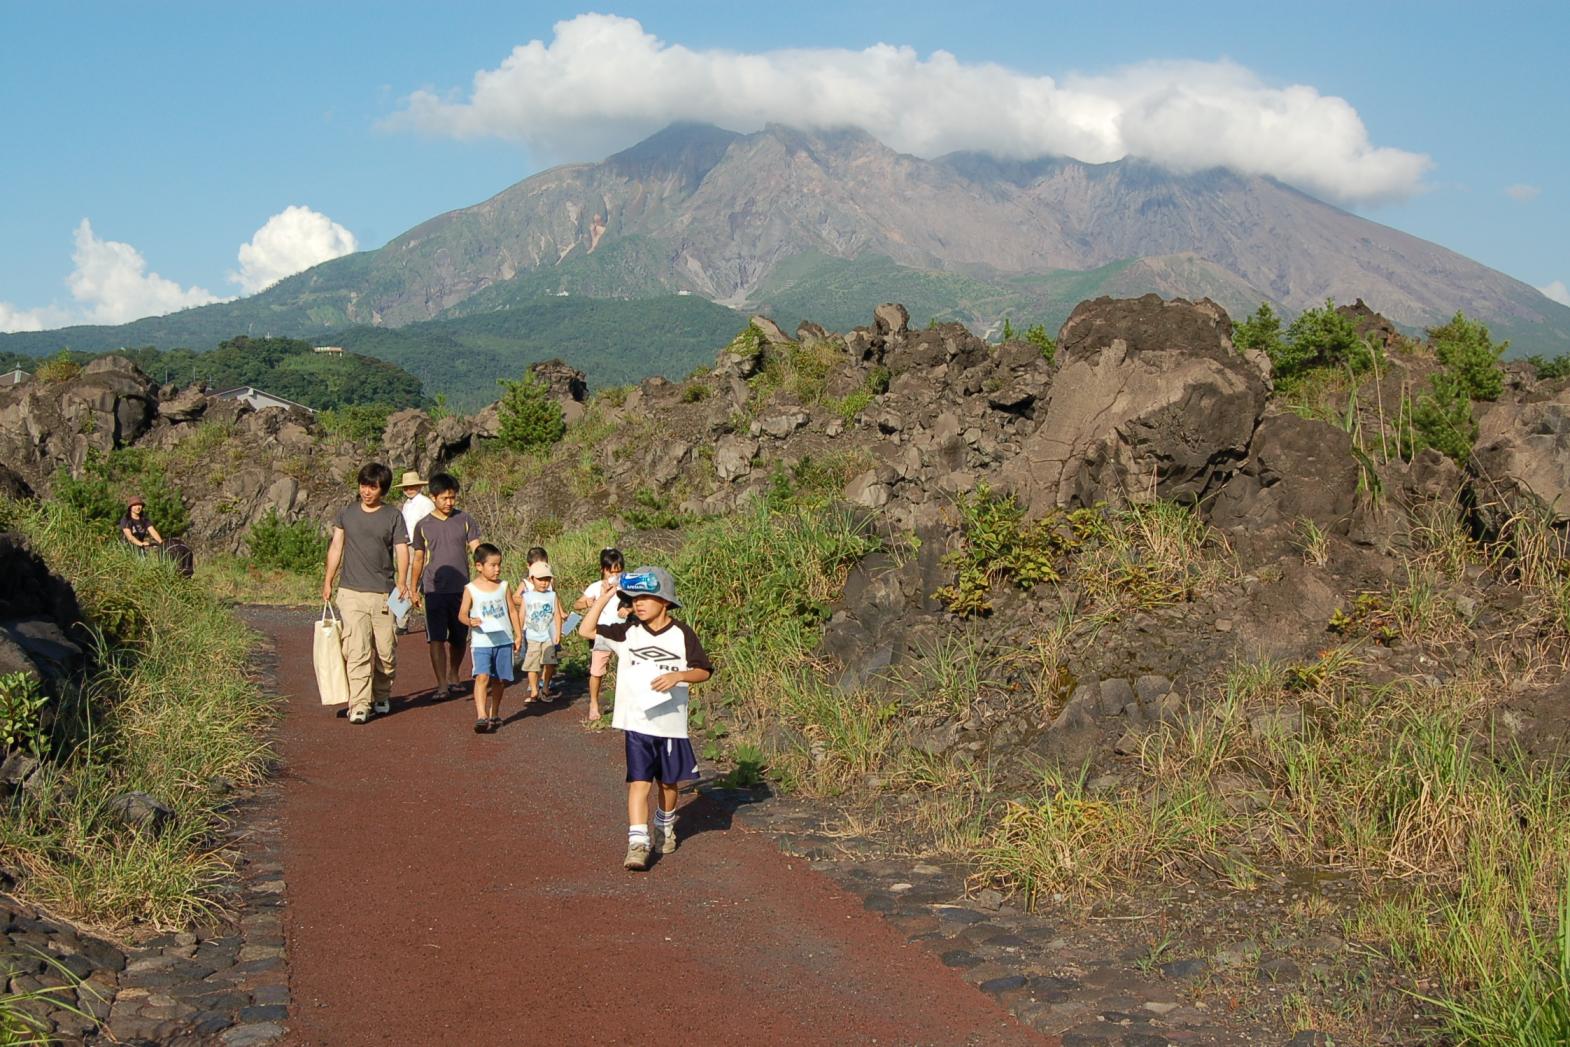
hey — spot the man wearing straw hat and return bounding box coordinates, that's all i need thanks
[396,470,433,632]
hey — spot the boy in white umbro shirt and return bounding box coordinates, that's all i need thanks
[579,565,713,871]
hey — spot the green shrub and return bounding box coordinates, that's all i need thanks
[1024,323,1055,362]
[1273,299,1372,386]
[33,351,81,383]
[0,673,48,757]
[496,373,566,452]
[53,448,190,539]
[1401,312,1506,464]
[1527,354,1570,381]
[245,508,329,573]
[1428,311,1506,401]
[1234,302,1285,359]
[1409,371,1480,463]
[320,401,394,445]
[681,383,710,403]
[622,487,691,531]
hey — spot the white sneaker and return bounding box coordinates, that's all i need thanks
[373,699,391,716]
[653,822,678,854]
[348,708,370,725]
[623,839,652,870]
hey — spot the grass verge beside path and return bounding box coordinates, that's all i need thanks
[0,500,275,931]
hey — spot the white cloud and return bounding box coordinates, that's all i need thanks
[231,205,358,294]
[0,302,71,333]
[387,13,1431,206]
[1541,280,1570,307]
[1506,184,1541,202]
[67,219,220,325]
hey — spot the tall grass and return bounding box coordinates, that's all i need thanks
[0,499,274,929]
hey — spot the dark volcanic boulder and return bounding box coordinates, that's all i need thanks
[1000,295,1269,512]
[1210,413,1360,535]
[0,533,89,702]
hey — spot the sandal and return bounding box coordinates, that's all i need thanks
[473,719,488,733]
[488,717,502,731]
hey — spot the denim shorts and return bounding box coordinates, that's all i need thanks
[472,644,515,683]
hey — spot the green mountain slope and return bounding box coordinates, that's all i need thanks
[333,295,746,410]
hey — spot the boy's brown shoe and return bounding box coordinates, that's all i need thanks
[623,840,652,871]
[653,824,678,854]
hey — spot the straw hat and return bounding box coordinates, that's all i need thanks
[398,470,428,489]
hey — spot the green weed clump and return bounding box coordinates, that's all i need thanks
[319,401,395,446]
[936,484,1080,615]
[938,491,1229,619]
[52,448,190,539]
[245,508,328,573]
[0,499,274,929]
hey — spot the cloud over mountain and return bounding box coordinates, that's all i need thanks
[390,13,1430,206]
[67,220,220,325]
[231,205,359,294]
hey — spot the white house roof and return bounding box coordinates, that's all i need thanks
[213,386,315,414]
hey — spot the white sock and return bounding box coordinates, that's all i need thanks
[654,808,676,828]
[629,824,649,845]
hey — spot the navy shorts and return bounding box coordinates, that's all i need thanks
[425,591,466,645]
[472,644,514,683]
[624,731,700,784]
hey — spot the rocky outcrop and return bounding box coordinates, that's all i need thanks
[1001,295,1269,513]
[0,355,157,480]
[381,410,476,479]
[0,534,89,762]
[1472,389,1570,525]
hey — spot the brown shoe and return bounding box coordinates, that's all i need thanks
[623,839,651,871]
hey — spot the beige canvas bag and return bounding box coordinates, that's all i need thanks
[313,603,351,706]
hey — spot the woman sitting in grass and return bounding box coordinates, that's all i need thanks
[118,496,164,553]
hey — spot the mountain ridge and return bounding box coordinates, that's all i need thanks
[5,121,1568,357]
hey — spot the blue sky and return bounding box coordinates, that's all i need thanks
[2,1,1566,329]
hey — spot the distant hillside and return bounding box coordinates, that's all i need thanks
[3,337,426,411]
[336,294,744,410]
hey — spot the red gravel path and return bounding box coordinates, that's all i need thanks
[254,609,1048,1046]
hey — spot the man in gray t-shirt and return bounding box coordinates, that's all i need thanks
[410,472,482,699]
[323,462,410,723]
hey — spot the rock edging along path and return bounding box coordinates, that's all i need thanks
[249,607,1044,1046]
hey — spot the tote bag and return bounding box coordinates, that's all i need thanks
[313,604,351,706]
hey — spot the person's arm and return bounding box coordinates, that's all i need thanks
[394,542,411,602]
[651,628,714,692]
[322,527,345,603]
[579,576,620,640]
[147,525,163,544]
[410,549,427,607]
[459,589,478,628]
[551,596,564,646]
[508,589,524,652]
[121,526,144,548]
[651,665,711,692]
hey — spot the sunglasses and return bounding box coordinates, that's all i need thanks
[619,571,661,595]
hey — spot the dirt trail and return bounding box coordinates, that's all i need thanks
[250,608,1046,1046]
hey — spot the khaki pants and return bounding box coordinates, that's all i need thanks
[337,588,396,715]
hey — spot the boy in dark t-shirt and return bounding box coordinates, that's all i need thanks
[410,473,482,700]
[580,565,713,871]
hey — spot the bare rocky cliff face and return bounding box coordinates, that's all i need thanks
[267,122,1568,350]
